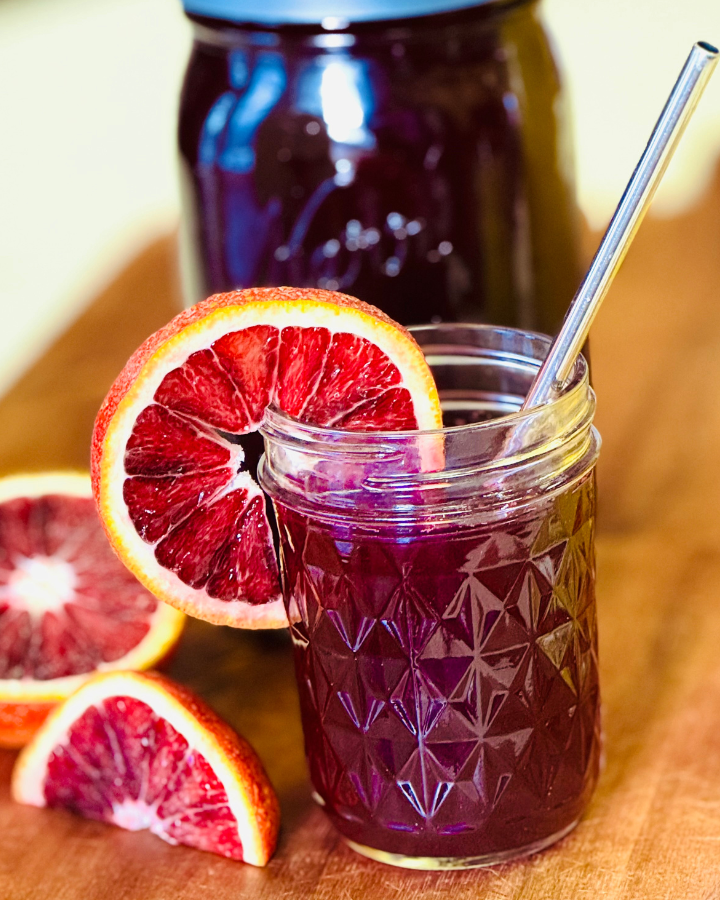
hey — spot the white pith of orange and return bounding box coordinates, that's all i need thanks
[12,670,268,866]
[97,300,443,628]
[0,472,185,702]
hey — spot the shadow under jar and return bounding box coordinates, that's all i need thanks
[259,324,602,869]
[178,0,581,333]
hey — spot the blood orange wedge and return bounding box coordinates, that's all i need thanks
[0,473,184,748]
[92,287,442,629]
[12,670,280,865]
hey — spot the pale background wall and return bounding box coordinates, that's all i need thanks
[1,0,718,395]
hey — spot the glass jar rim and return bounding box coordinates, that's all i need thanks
[262,323,588,442]
[259,324,599,528]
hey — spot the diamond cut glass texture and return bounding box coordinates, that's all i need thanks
[277,473,601,860]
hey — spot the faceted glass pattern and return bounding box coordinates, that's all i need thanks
[276,473,601,862]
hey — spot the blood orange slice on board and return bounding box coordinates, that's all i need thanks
[12,670,279,865]
[92,287,442,629]
[0,473,184,748]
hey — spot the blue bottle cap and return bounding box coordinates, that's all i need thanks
[182,0,489,26]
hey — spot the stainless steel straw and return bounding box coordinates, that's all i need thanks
[522,40,719,410]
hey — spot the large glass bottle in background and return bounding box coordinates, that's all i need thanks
[178,0,581,334]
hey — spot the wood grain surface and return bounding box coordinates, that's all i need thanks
[2,174,720,898]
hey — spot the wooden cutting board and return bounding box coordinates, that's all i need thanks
[2,170,720,898]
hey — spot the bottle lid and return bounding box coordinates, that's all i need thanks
[182,0,488,27]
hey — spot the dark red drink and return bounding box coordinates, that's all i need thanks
[260,323,601,867]
[275,472,600,864]
[178,2,581,334]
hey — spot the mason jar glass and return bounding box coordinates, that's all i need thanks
[259,324,601,868]
[178,1,581,334]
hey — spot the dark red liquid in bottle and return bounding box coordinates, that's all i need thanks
[179,2,581,333]
[276,472,600,862]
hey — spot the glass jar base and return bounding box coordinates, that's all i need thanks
[343,818,581,870]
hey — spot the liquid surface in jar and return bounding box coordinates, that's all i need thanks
[276,472,600,860]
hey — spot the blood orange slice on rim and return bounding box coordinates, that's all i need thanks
[92,287,442,629]
[0,473,184,748]
[12,670,280,865]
